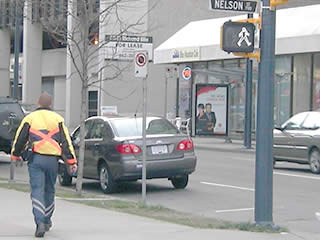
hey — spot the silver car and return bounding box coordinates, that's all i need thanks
[273,111,320,173]
[58,115,197,193]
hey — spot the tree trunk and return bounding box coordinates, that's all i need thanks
[75,12,90,196]
[75,85,88,196]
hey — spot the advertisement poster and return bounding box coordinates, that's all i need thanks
[195,85,228,136]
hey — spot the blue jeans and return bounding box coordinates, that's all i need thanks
[28,154,58,225]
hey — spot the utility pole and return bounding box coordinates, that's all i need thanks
[254,0,276,226]
[13,2,21,100]
[10,1,22,183]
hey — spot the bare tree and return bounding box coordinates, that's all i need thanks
[18,0,153,195]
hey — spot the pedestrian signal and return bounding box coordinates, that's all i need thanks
[221,21,255,53]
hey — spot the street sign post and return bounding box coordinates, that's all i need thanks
[133,50,150,205]
[105,35,153,61]
[135,50,149,205]
[255,0,276,227]
[210,0,258,13]
[221,21,255,53]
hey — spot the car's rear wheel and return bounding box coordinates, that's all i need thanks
[171,175,189,189]
[58,164,72,186]
[309,149,320,174]
[99,162,117,194]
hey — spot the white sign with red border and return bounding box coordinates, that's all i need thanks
[135,51,148,78]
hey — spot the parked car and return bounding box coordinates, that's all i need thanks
[273,111,320,173]
[58,115,197,193]
[0,97,24,154]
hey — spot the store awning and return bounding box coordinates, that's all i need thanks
[154,4,320,64]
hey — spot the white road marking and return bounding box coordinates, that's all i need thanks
[315,212,320,221]
[216,207,254,213]
[201,181,254,191]
[274,171,320,180]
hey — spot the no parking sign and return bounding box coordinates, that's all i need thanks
[135,51,148,78]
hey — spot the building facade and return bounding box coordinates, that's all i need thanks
[0,0,319,135]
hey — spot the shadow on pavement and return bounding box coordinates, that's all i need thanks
[80,180,175,195]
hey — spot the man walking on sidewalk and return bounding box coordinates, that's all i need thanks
[10,92,77,238]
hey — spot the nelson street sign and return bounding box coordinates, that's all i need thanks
[210,0,258,13]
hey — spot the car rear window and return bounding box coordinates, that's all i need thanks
[110,117,180,137]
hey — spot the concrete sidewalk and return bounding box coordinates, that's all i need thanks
[0,187,302,240]
[193,136,256,154]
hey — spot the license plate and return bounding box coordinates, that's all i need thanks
[151,145,168,155]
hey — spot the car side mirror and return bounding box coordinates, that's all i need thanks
[274,125,285,131]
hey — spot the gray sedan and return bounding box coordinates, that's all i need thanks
[273,111,320,173]
[58,115,197,193]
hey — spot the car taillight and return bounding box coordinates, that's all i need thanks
[116,144,142,154]
[177,139,193,151]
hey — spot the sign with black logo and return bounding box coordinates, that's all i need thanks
[210,0,257,13]
[221,21,255,53]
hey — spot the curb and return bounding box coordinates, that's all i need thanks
[194,145,256,154]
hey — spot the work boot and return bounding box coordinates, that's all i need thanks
[35,223,46,238]
[44,222,52,232]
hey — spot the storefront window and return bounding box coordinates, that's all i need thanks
[223,59,246,134]
[293,54,312,114]
[274,55,292,125]
[312,53,320,111]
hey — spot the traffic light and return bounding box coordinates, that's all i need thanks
[221,21,255,53]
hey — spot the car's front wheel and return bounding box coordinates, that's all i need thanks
[309,148,320,174]
[99,163,117,194]
[58,164,72,186]
[171,175,189,189]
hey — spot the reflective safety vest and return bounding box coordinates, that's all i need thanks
[11,108,77,165]
[29,127,62,155]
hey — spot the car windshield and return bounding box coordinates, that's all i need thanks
[110,117,180,137]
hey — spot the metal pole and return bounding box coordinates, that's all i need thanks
[225,85,232,143]
[176,75,180,117]
[164,75,168,118]
[10,2,22,183]
[255,0,276,226]
[13,3,21,100]
[9,161,15,183]
[244,14,253,149]
[98,72,102,115]
[142,76,147,204]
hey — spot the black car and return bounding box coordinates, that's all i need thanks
[0,97,24,154]
[58,115,197,193]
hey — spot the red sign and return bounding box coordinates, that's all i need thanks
[182,66,192,80]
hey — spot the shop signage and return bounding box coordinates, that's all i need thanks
[101,106,118,116]
[105,35,153,61]
[209,0,258,13]
[182,66,192,80]
[171,47,200,63]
